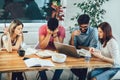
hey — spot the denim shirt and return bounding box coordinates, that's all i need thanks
[73,26,99,49]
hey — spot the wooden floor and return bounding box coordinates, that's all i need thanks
[1,69,78,80]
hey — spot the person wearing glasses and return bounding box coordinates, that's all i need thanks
[69,14,99,80]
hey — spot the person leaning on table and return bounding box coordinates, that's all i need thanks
[35,18,65,80]
[0,19,24,80]
[88,22,120,80]
[69,14,99,80]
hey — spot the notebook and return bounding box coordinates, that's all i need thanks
[54,42,91,58]
[24,58,55,67]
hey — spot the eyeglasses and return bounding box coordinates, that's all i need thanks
[79,25,88,31]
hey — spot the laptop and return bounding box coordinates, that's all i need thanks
[54,42,91,58]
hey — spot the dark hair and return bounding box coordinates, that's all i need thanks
[77,14,90,25]
[47,18,58,31]
[98,22,113,47]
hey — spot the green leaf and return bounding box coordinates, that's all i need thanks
[70,0,110,27]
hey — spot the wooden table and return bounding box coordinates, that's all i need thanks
[0,50,113,73]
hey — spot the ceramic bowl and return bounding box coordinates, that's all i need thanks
[52,53,67,63]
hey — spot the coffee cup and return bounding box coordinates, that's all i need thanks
[17,49,25,57]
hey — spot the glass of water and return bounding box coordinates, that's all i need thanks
[85,55,91,62]
[84,53,91,62]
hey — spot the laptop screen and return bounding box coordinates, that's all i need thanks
[54,42,81,58]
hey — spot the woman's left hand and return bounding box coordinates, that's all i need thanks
[92,50,104,59]
[3,27,9,34]
[89,47,104,59]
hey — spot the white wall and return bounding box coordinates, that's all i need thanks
[63,0,81,44]
[103,0,120,46]
[64,0,120,46]
[22,23,45,47]
[0,0,120,47]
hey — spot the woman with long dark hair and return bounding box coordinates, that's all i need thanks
[89,22,120,80]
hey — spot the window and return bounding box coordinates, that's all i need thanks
[0,0,61,23]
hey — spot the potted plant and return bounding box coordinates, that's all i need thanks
[42,0,64,21]
[71,0,110,27]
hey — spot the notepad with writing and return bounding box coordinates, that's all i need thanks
[24,58,55,67]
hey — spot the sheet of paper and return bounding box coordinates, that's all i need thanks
[35,50,57,58]
[77,49,91,57]
[25,48,38,55]
[39,59,55,67]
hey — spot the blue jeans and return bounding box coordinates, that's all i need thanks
[39,69,63,80]
[88,68,120,80]
[71,68,87,80]
[0,73,1,80]
[12,72,24,80]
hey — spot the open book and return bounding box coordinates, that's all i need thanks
[24,58,55,67]
[77,49,91,57]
